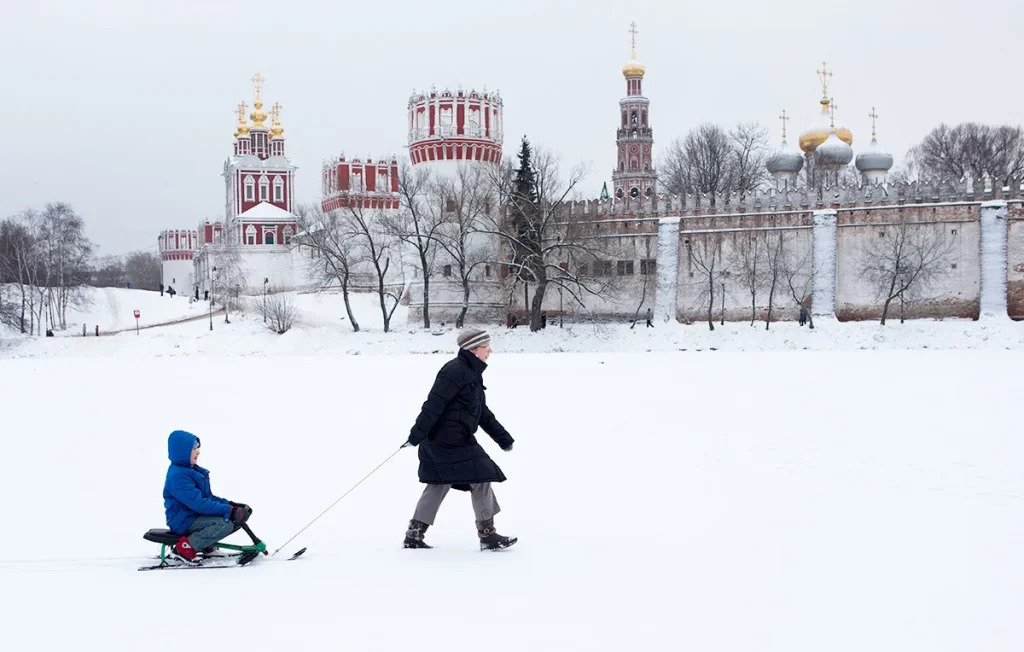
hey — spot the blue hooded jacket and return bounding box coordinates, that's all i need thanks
[163,430,232,534]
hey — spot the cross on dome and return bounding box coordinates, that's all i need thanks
[816,61,832,100]
[779,109,790,141]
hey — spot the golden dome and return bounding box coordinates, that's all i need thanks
[269,101,284,140]
[622,58,646,78]
[250,101,268,130]
[622,22,645,78]
[235,101,250,138]
[799,98,852,153]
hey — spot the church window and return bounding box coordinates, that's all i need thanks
[485,265,491,278]
[259,176,269,202]
[244,177,255,202]
[617,260,634,276]
[640,259,657,275]
[594,260,612,277]
[631,111,637,126]
[273,177,284,202]
[264,231,275,245]
[283,226,294,245]
[245,225,257,245]
[443,264,452,277]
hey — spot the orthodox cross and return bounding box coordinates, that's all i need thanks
[236,101,248,123]
[828,99,839,129]
[869,107,879,139]
[251,72,265,101]
[816,61,832,99]
[779,109,790,141]
[272,101,282,122]
[629,22,638,57]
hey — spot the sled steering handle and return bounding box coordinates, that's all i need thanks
[241,522,262,545]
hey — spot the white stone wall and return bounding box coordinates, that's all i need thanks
[835,220,979,320]
[161,259,194,295]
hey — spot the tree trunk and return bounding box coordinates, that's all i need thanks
[377,273,390,333]
[457,274,470,328]
[765,279,776,331]
[707,278,715,331]
[420,250,431,329]
[530,279,547,332]
[342,275,360,332]
[721,282,725,326]
[880,296,893,326]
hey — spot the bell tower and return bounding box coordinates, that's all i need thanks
[612,22,656,200]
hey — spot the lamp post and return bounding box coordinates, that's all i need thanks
[263,277,269,323]
[209,266,217,331]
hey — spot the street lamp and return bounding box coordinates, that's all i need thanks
[209,266,217,331]
[263,277,269,323]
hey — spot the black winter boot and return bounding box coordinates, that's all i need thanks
[404,519,432,549]
[477,518,517,551]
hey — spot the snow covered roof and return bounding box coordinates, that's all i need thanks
[238,202,294,220]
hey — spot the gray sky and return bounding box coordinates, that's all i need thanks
[1,0,1020,257]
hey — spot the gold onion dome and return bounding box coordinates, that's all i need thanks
[235,101,250,138]
[270,102,284,140]
[622,21,645,78]
[622,55,645,78]
[800,98,853,153]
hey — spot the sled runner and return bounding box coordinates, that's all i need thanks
[138,523,305,571]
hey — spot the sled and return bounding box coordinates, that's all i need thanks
[140,522,268,570]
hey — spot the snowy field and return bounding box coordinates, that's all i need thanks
[2,287,1024,357]
[1,349,1022,651]
[1,290,1022,650]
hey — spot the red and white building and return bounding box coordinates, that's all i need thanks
[191,74,306,295]
[321,156,400,211]
[158,229,198,294]
[407,87,503,170]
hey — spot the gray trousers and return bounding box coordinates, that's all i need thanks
[185,516,238,551]
[412,483,500,526]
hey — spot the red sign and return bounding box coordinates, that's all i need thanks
[134,310,140,319]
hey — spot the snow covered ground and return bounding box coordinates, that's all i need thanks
[2,287,1023,357]
[1,286,208,336]
[1,348,1022,650]
[0,289,1022,650]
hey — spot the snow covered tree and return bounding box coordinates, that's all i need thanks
[907,123,1024,182]
[687,230,733,331]
[124,251,162,291]
[343,201,404,333]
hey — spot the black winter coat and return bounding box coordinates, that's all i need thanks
[408,348,514,489]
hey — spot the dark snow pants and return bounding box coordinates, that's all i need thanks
[412,483,500,525]
[185,516,238,551]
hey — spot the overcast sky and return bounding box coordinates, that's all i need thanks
[1,0,1020,256]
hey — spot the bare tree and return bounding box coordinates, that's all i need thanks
[761,230,786,330]
[124,251,162,291]
[293,203,361,332]
[658,122,770,200]
[37,203,94,331]
[630,237,656,328]
[728,123,771,197]
[433,164,495,327]
[384,162,444,328]
[484,139,609,331]
[859,219,956,325]
[735,230,765,326]
[260,289,298,334]
[783,243,815,329]
[210,235,245,324]
[344,201,403,333]
[687,231,732,330]
[908,122,1024,181]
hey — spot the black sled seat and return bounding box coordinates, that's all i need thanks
[143,528,181,546]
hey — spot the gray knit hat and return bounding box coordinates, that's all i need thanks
[457,327,491,351]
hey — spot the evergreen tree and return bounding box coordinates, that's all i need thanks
[513,136,539,205]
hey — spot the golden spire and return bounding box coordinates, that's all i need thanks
[622,21,646,78]
[869,106,879,140]
[816,61,833,105]
[249,72,268,129]
[779,109,790,142]
[270,101,284,140]
[235,101,250,137]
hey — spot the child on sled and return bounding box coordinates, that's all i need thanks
[163,430,252,563]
